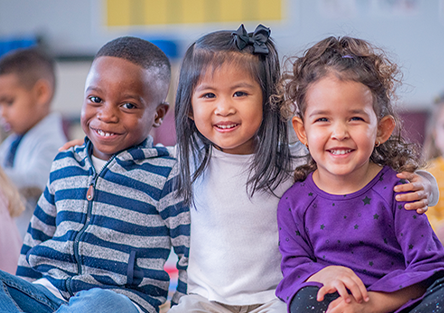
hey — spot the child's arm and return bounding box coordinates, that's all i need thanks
[326,284,425,313]
[58,138,84,152]
[160,160,190,305]
[16,178,58,280]
[307,266,369,304]
[277,193,329,303]
[394,171,438,214]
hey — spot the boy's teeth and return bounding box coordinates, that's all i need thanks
[331,149,351,155]
[97,130,114,137]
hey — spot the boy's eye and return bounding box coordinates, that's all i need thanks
[0,98,14,106]
[122,102,136,109]
[234,91,247,97]
[89,96,102,104]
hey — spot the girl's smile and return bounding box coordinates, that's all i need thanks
[190,62,263,155]
[293,74,389,193]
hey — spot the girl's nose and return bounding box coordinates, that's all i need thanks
[97,104,118,123]
[214,98,235,116]
[331,123,349,140]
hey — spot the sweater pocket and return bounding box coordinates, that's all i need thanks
[126,250,144,286]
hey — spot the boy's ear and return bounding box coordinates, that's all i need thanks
[292,116,308,146]
[153,102,169,128]
[376,115,396,145]
[33,79,52,108]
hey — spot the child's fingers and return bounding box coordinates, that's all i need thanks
[398,197,428,213]
[58,139,84,152]
[326,297,343,313]
[347,276,369,303]
[394,181,423,193]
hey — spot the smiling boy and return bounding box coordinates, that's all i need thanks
[0,37,189,313]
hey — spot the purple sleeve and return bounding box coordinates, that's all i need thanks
[368,196,444,293]
[276,192,324,305]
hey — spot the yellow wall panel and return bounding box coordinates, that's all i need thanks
[144,0,168,25]
[183,0,206,24]
[105,0,283,27]
[219,0,244,22]
[258,0,281,20]
[107,0,132,27]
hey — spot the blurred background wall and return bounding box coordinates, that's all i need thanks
[1,0,443,145]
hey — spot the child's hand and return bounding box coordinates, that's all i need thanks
[307,266,369,304]
[326,294,373,313]
[394,172,429,214]
[58,139,84,152]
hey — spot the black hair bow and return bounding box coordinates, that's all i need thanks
[232,24,271,55]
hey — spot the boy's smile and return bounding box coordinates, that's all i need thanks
[81,56,167,160]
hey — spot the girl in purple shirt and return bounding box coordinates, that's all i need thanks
[277,36,444,313]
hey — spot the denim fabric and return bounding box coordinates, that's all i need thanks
[0,271,139,313]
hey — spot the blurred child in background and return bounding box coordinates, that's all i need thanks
[423,92,444,242]
[0,47,67,236]
[0,167,24,274]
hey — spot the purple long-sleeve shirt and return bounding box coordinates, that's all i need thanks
[277,166,444,312]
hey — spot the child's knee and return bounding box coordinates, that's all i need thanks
[63,288,138,313]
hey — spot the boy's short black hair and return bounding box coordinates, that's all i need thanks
[0,47,56,91]
[95,36,171,85]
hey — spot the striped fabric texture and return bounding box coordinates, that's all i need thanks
[16,137,190,313]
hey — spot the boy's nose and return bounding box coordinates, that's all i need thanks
[97,104,118,122]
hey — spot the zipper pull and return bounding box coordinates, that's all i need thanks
[87,184,94,201]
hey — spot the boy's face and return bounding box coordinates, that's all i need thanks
[81,56,168,160]
[0,73,42,135]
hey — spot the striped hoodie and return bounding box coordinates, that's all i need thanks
[16,137,189,313]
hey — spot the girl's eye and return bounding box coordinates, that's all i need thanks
[202,93,216,99]
[351,117,364,121]
[89,96,102,104]
[234,91,247,97]
[315,117,328,122]
[122,102,136,109]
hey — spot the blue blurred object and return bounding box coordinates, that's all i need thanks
[146,39,179,59]
[0,36,38,58]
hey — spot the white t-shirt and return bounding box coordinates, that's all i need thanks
[187,143,306,305]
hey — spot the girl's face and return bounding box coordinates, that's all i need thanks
[190,62,263,155]
[433,104,444,155]
[293,75,391,184]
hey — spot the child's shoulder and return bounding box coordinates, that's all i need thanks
[279,174,315,211]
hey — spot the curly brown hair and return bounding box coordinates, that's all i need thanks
[279,36,422,182]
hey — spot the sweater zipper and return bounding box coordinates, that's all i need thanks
[67,152,116,295]
[73,171,98,276]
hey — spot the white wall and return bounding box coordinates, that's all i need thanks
[1,0,444,112]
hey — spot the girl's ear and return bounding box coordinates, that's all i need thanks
[153,102,169,128]
[188,110,194,121]
[376,115,396,144]
[292,116,308,146]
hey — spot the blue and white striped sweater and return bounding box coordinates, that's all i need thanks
[16,137,190,313]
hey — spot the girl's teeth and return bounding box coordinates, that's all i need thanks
[331,150,351,155]
[218,124,236,129]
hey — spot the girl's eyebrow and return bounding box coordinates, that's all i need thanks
[194,82,257,92]
[308,108,369,117]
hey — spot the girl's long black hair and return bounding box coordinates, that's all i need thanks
[175,27,292,206]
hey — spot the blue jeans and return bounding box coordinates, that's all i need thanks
[0,270,139,313]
